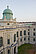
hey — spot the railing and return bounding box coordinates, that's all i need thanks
[0,42,17,53]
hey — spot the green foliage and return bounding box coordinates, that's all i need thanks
[18,44,34,54]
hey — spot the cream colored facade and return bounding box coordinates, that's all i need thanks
[0,6,36,54]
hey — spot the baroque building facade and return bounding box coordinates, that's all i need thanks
[0,6,36,54]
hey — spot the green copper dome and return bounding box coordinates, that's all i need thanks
[3,6,13,15]
[3,6,13,20]
[3,9,12,14]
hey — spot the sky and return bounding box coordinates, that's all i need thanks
[0,0,36,22]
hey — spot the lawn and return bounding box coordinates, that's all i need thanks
[18,44,35,54]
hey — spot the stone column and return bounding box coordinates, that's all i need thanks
[12,47,14,54]
[10,32,14,54]
[22,29,24,44]
[11,47,14,54]
[16,46,18,54]
[18,30,20,46]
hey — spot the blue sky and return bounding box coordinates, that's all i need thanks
[0,0,36,22]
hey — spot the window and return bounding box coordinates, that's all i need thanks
[14,34,16,42]
[1,52,3,54]
[7,39,10,44]
[17,32,18,37]
[24,30,26,35]
[8,50,10,54]
[33,33,35,36]
[33,28,35,31]
[20,31,22,36]
[20,39,22,42]
[28,38,30,40]
[28,29,30,31]
[7,23,9,25]
[0,37,3,47]
[28,32,30,35]
[33,38,35,41]
[24,37,26,41]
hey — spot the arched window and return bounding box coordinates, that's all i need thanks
[17,32,18,37]
[0,37,3,47]
[14,47,16,54]
[33,28,35,31]
[24,30,26,35]
[14,34,16,42]
[24,37,26,41]
[20,38,22,42]
[33,38,35,41]
[20,31,22,36]
[7,39,10,44]
[28,38,30,40]
[8,50,10,54]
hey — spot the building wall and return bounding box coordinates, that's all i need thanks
[0,22,36,54]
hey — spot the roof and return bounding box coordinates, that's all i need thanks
[3,6,13,15]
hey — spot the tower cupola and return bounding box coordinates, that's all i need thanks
[3,6,13,20]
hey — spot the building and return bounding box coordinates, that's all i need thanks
[0,6,36,54]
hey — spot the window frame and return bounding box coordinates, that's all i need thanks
[24,30,26,35]
[0,37,3,47]
[20,31,22,36]
[7,39,10,44]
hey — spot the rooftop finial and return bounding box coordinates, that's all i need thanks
[7,6,9,9]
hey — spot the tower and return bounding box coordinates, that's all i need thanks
[3,6,13,20]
